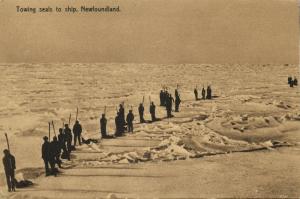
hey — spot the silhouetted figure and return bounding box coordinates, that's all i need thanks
[289,79,294,87]
[175,89,179,99]
[58,128,67,160]
[206,86,212,99]
[288,76,292,85]
[42,136,56,176]
[64,124,72,160]
[115,112,124,137]
[73,120,82,146]
[126,110,134,133]
[166,94,174,118]
[160,90,164,106]
[119,104,125,125]
[51,136,62,168]
[138,103,145,123]
[175,94,181,112]
[150,102,156,122]
[100,114,107,138]
[293,77,298,86]
[194,88,198,100]
[202,87,206,100]
[2,149,16,192]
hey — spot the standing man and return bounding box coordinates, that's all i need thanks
[138,103,145,123]
[202,87,206,100]
[42,136,55,176]
[58,128,67,160]
[149,102,156,122]
[51,136,62,168]
[64,124,72,160]
[100,114,107,138]
[194,87,198,101]
[206,86,212,99]
[2,149,16,192]
[73,120,82,146]
[119,104,125,125]
[160,90,164,106]
[175,94,181,112]
[126,110,134,133]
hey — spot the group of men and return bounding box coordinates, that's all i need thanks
[194,86,212,101]
[41,121,82,176]
[100,104,135,138]
[288,76,298,87]
[159,89,181,118]
[100,89,182,138]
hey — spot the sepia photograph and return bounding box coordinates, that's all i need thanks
[0,0,299,198]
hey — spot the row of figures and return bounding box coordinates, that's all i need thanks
[160,89,181,117]
[288,76,298,87]
[41,121,83,176]
[100,88,182,138]
[194,86,212,101]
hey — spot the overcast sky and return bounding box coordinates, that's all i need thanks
[0,0,298,64]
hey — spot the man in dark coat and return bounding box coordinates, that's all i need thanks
[175,94,181,112]
[2,149,16,192]
[51,136,62,168]
[72,120,82,146]
[100,114,107,138]
[42,136,55,176]
[288,76,292,85]
[58,128,67,159]
[149,102,156,122]
[126,110,134,133]
[206,86,212,99]
[160,90,164,106]
[115,112,124,136]
[202,87,206,100]
[194,88,198,100]
[293,77,298,86]
[119,104,125,124]
[166,94,174,118]
[64,124,72,160]
[138,103,145,123]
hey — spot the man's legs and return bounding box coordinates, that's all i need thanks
[5,174,11,192]
[44,159,50,176]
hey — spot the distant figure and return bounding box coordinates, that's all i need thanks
[58,128,67,160]
[51,136,62,168]
[166,94,174,118]
[138,103,145,123]
[100,114,107,138]
[194,88,198,100]
[2,149,16,192]
[160,90,164,106]
[175,89,179,99]
[115,112,125,136]
[206,86,212,99]
[201,87,206,100]
[126,110,134,133]
[64,124,72,160]
[293,77,298,86]
[175,94,181,112]
[150,102,156,122]
[119,104,125,125]
[289,79,294,87]
[42,136,55,176]
[73,120,82,146]
[288,76,292,85]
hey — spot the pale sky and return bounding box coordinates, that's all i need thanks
[0,0,298,64]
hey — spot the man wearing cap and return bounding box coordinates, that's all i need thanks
[2,149,16,192]
[42,136,54,176]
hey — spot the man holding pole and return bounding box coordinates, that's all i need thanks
[73,120,82,146]
[2,149,16,192]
